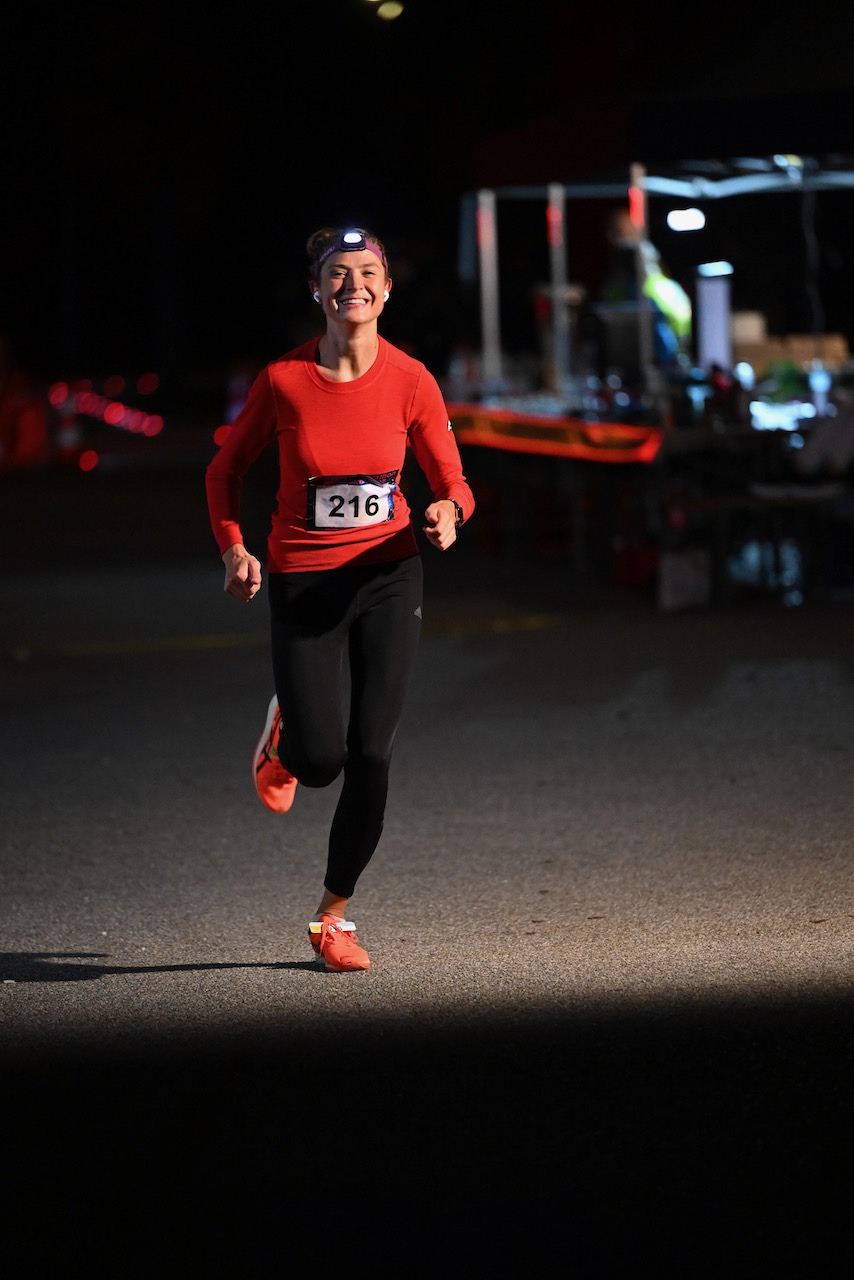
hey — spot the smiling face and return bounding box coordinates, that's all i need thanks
[313,249,391,324]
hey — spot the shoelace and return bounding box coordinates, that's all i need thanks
[319,920,358,954]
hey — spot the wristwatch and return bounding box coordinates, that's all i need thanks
[448,499,463,528]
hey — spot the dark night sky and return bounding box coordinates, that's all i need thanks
[3,0,854,389]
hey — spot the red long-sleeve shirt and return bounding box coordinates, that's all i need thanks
[206,336,474,572]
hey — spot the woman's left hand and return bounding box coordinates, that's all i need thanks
[423,500,458,551]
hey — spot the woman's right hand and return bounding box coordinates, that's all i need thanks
[222,544,262,602]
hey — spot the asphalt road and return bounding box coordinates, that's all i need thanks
[2,454,853,1273]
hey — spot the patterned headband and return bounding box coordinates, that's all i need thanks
[314,229,388,274]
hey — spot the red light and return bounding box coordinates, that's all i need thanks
[78,450,99,471]
[103,375,125,398]
[136,372,159,395]
[48,382,69,407]
[213,424,231,446]
[103,402,125,426]
[476,207,494,250]
[143,415,164,437]
[628,187,645,230]
[546,205,563,248]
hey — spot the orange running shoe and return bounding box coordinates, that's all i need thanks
[252,695,297,813]
[308,914,371,972]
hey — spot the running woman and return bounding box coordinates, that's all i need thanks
[205,227,474,972]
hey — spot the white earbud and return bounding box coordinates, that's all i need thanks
[383,290,390,302]
[313,290,321,303]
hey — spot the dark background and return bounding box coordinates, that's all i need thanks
[3,10,854,1265]
[3,0,854,396]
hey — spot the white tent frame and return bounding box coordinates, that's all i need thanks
[471,160,854,403]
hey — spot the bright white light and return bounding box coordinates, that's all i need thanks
[697,261,734,277]
[666,208,706,231]
[734,362,755,390]
[750,401,817,431]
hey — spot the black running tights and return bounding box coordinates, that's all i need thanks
[268,555,423,899]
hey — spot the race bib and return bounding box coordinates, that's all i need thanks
[307,471,398,530]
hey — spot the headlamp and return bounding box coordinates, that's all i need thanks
[315,229,388,274]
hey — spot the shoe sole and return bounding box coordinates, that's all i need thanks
[315,957,371,972]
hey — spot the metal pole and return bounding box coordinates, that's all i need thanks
[696,270,733,371]
[476,188,503,392]
[629,163,658,400]
[547,182,571,397]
